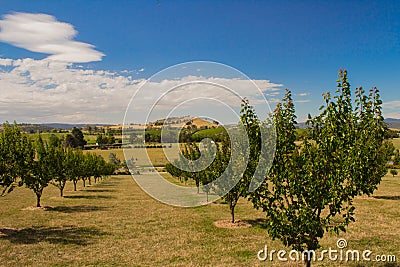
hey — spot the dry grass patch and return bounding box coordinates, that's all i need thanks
[213,220,252,229]
[0,173,398,266]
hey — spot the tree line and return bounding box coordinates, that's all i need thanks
[166,70,394,267]
[0,125,116,207]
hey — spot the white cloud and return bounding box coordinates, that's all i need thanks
[383,100,400,119]
[295,99,311,103]
[0,12,104,63]
[0,58,282,124]
[0,58,140,123]
[383,100,400,110]
[297,92,309,97]
[265,91,280,97]
[383,112,400,119]
[0,58,12,66]
[125,76,282,123]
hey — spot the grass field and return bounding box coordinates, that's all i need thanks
[85,145,180,167]
[391,138,400,150]
[29,132,100,144]
[0,172,399,266]
[191,127,227,141]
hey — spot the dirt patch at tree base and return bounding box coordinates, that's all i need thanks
[213,220,252,229]
[21,206,53,211]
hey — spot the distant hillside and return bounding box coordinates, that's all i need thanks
[147,116,218,129]
[4,116,397,132]
[42,123,113,130]
[296,118,400,130]
[385,118,400,129]
[0,123,116,133]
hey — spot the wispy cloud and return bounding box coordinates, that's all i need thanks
[383,100,400,119]
[0,58,282,124]
[383,100,400,110]
[0,58,140,123]
[383,112,400,119]
[297,92,309,97]
[0,12,104,63]
[295,99,311,103]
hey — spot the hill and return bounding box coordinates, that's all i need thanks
[385,118,400,129]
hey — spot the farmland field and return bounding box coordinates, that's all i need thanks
[85,144,180,167]
[0,172,398,266]
[85,137,400,168]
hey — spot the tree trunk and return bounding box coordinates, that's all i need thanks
[230,202,235,223]
[73,180,77,191]
[88,177,91,185]
[304,243,316,267]
[36,192,42,207]
[60,182,65,197]
[305,258,311,267]
[83,179,86,187]
[206,191,209,202]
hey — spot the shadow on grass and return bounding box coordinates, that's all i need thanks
[0,226,107,245]
[46,205,107,213]
[94,183,117,187]
[64,195,113,199]
[84,189,115,193]
[243,218,268,229]
[373,195,400,200]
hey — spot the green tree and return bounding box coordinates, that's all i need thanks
[93,154,106,183]
[23,135,53,207]
[70,149,85,191]
[181,143,202,193]
[63,148,79,192]
[197,140,217,202]
[214,99,274,223]
[49,144,68,197]
[251,71,391,267]
[0,122,32,194]
[65,127,86,148]
[212,137,238,222]
[82,152,95,186]
[109,152,121,166]
[393,149,400,166]
[107,135,115,144]
[390,169,398,177]
[96,134,109,146]
[48,133,62,147]
[165,162,182,180]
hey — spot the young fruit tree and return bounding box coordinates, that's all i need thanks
[214,100,273,224]
[0,122,33,195]
[390,169,398,177]
[69,149,84,191]
[251,70,392,267]
[23,134,54,207]
[49,144,68,197]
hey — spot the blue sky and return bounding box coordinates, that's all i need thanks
[0,0,399,123]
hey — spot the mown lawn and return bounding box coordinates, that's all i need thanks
[0,173,399,266]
